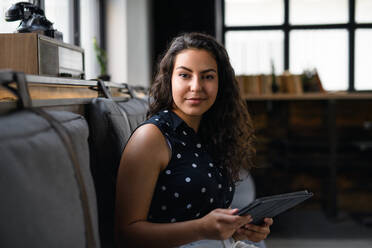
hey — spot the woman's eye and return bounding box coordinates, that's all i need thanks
[204,75,215,80]
[179,73,189,78]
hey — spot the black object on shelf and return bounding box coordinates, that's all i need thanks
[5,2,63,41]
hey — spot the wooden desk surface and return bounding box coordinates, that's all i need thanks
[244,92,372,101]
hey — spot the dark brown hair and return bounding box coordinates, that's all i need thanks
[148,32,256,182]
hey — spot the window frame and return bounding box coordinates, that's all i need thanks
[217,0,372,91]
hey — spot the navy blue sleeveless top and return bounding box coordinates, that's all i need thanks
[142,110,235,223]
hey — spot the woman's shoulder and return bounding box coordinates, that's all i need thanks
[129,123,166,150]
[128,109,174,152]
[124,122,171,169]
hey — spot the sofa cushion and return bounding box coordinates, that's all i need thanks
[0,110,100,248]
[87,97,148,247]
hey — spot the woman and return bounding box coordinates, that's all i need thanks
[115,32,273,247]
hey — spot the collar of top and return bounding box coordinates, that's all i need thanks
[162,109,184,131]
[162,109,200,136]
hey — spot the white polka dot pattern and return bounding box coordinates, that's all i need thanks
[145,111,235,223]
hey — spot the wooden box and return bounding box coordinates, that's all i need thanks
[0,33,84,79]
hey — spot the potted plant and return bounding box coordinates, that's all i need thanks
[93,37,110,81]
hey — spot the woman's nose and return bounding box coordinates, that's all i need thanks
[190,76,202,91]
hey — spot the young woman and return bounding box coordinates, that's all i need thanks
[115,32,273,248]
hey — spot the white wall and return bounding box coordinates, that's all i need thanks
[106,0,128,83]
[106,0,151,87]
[80,0,100,80]
[127,0,151,87]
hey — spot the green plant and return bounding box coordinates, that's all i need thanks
[93,37,107,76]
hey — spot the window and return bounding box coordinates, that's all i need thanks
[355,30,372,90]
[290,30,348,91]
[221,0,372,91]
[289,0,348,25]
[225,0,284,26]
[226,31,284,75]
[356,0,372,23]
[44,0,74,44]
[79,0,100,80]
[45,0,100,79]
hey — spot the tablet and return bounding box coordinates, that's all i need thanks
[236,190,313,225]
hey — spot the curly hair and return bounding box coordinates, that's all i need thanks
[148,32,256,182]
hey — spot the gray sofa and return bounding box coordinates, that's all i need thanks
[0,71,147,248]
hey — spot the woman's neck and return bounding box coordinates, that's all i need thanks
[171,108,201,133]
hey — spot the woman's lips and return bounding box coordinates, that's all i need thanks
[186,98,205,104]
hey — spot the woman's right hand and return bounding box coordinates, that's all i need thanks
[197,208,252,240]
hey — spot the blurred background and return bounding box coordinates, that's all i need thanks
[1,0,372,247]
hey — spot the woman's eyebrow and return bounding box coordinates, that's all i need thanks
[175,66,217,74]
[175,66,192,72]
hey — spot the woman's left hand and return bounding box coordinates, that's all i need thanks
[232,218,273,242]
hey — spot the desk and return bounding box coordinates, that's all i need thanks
[244,92,372,101]
[245,93,372,217]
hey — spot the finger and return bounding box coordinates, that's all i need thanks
[244,224,270,235]
[238,228,268,242]
[230,208,240,215]
[263,218,274,226]
[238,215,253,227]
[235,215,253,227]
[232,232,245,241]
[215,208,239,215]
[219,214,247,225]
[219,212,252,225]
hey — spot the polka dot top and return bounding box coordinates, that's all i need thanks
[143,109,235,223]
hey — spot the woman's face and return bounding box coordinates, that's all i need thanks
[171,48,218,121]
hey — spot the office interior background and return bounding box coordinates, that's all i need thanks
[1,0,372,247]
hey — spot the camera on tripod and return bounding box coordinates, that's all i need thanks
[5,1,63,41]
